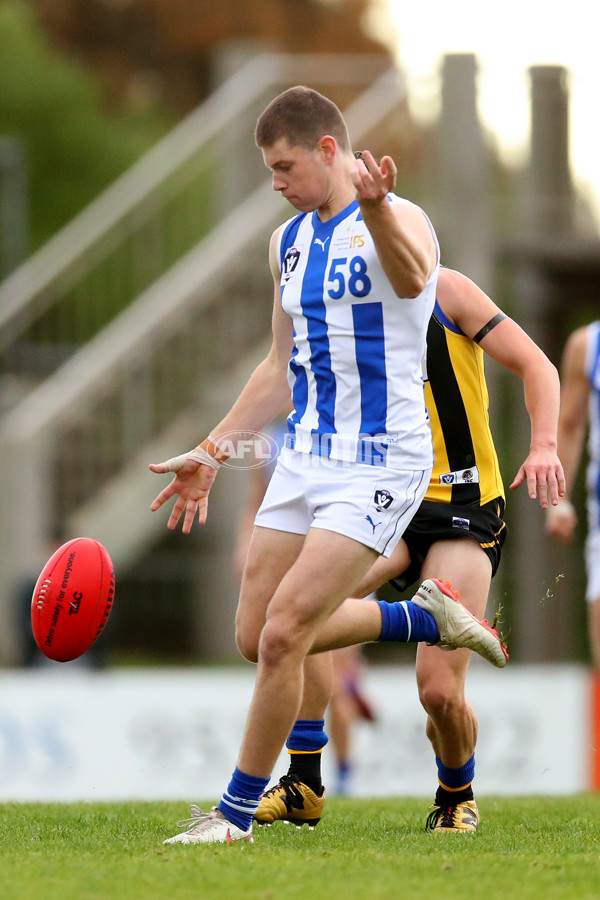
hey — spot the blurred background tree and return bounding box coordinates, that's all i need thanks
[30,0,391,113]
[0,1,172,254]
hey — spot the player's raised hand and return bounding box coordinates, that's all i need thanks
[352,150,397,207]
[509,446,566,510]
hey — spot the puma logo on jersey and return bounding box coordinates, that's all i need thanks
[314,237,330,251]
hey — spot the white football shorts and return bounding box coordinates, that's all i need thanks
[254,446,431,558]
[585,529,600,603]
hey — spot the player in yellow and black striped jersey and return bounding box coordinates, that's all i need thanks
[349,266,564,831]
[424,299,504,507]
[390,293,508,592]
[255,267,565,836]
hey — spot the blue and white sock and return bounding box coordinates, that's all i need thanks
[376,599,440,644]
[218,767,270,831]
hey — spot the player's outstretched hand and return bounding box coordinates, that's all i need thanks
[509,446,566,510]
[149,453,218,534]
[352,150,397,207]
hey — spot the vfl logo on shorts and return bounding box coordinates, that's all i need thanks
[371,488,395,512]
[365,486,396,534]
[439,466,479,485]
[452,517,470,530]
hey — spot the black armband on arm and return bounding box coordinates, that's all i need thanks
[473,312,508,344]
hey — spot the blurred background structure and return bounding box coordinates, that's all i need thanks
[0,0,599,669]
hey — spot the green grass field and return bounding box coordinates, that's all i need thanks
[2,796,599,900]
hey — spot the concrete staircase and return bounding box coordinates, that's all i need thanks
[0,54,407,663]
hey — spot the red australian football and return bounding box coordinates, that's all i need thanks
[31,537,115,662]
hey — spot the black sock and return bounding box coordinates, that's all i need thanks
[287,753,324,795]
[435,785,474,806]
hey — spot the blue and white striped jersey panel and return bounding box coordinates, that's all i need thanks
[585,321,600,530]
[277,195,438,470]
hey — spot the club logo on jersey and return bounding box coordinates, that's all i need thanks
[452,517,470,530]
[314,236,330,252]
[282,246,301,282]
[439,466,480,485]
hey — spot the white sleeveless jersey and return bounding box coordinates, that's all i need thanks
[585,321,600,530]
[277,195,439,470]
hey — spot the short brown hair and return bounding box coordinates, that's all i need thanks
[255,86,351,152]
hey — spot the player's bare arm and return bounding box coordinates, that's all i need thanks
[546,326,589,542]
[351,150,437,297]
[149,228,293,534]
[438,268,564,509]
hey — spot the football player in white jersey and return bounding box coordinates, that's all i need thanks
[547,323,600,670]
[254,268,563,834]
[149,86,506,846]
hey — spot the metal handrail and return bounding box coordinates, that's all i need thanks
[0,64,406,443]
[0,52,391,352]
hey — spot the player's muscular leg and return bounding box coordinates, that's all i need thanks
[353,540,411,599]
[237,528,377,777]
[307,541,411,652]
[236,527,334,751]
[416,539,492,767]
[235,526,305,662]
[299,652,334,719]
[296,544,410,724]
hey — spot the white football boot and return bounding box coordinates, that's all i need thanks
[163,805,253,844]
[413,578,508,668]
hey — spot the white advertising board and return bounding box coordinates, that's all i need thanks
[0,663,590,801]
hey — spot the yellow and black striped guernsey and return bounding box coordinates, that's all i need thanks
[423,300,504,506]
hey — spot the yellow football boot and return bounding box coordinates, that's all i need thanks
[254,775,326,829]
[425,800,480,833]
